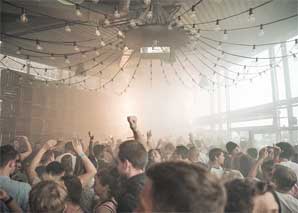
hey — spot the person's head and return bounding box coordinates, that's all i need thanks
[272,165,297,193]
[137,162,226,213]
[238,154,255,177]
[0,145,19,175]
[247,148,258,160]
[93,144,105,160]
[226,141,240,156]
[148,149,162,164]
[64,142,75,155]
[61,154,73,176]
[171,145,189,161]
[161,142,175,160]
[44,161,65,181]
[94,166,120,200]
[188,147,199,162]
[209,148,225,166]
[276,142,295,160]
[117,140,148,177]
[225,179,279,213]
[29,180,67,213]
[40,150,55,166]
[292,152,298,164]
[62,175,82,205]
[261,160,275,182]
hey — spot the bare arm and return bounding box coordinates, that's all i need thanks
[18,136,32,161]
[72,139,97,188]
[127,116,147,149]
[247,147,268,178]
[88,131,95,157]
[27,140,57,185]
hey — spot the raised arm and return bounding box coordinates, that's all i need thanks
[146,130,154,150]
[127,116,146,147]
[247,147,268,178]
[17,136,32,161]
[72,139,97,188]
[27,140,57,185]
[88,131,95,157]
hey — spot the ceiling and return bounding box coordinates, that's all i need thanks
[0,0,297,88]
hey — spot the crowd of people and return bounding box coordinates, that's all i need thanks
[1,116,298,213]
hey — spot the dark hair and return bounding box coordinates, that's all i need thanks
[29,180,67,213]
[246,148,258,160]
[276,142,295,160]
[148,149,162,161]
[0,145,18,168]
[272,165,297,193]
[62,175,82,204]
[226,141,238,154]
[175,145,189,159]
[261,160,275,173]
[61,154,73,176]
[96,166,120,200]
[118,140,148,170]
[46,161,65,176]
[292,152,298,164]
[93,144,105,158]
[64,142,74,153]
[146,162,226,213]
[35,166,46,178]
[224,179,276,213]
[40,150,54,165]
[239,154,255,177]
[209,148,224,162]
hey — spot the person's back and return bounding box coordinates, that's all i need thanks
[116,140,148,213]
[0,145,31,211]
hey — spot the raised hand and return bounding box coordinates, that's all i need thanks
[43,139,57,150]
[258,147,269,160]
[88,131,94,140]
[147,130,152,139]
[72,138,84,154]
[127,116,138,130]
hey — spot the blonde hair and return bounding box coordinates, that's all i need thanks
[29,180,67,213]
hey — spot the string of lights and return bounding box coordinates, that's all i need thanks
[119,54,142,95]
[169,62,193,89]
[180,0,273,25]
[197,37,298,60]
[160,59,170,85]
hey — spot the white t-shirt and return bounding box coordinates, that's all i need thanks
[210,167,224,178]
[279,161,298,179]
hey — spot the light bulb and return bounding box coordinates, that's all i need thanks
[252,45,256,53]
[130,19,136,27]
[114,9,120,18]
[36,40,43,50]
[248,8,255,23]
[147,10,153,19]
[100,40,106,47]
[20,8,28,23]
[258,24,264,36]
[168,23,173,30]
[196,29,201,38]
[73,42,80,51]
[144,0,151,5]
[223,29,228,40]
[16,47,21,55]
[50,53,55,60]
[118,30,124,37]
[65,24,71,32]
[190,24,196,35]
[294,39,298,50]
[64,55,70,64]
[214,19,221,31]
[293,53,298,62]
[95,27,101,36]
[75,5,82,17]
[104,16,110,25]
[81,52,86,58]
[190,6,196,19]
[176,16,183,27]
[123,46,129,51]
[95,49,100,56]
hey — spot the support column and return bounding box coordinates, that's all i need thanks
[225,71,231,139]
[269,47,281,142]
[281,43,294,142]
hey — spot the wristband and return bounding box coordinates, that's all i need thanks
[4,196,13,205]
[79,153,86,158]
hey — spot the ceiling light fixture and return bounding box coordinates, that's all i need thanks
[64,55,70,64]
[104,15,110,26]
[20,8,28,23]
[73,42,80,51]
[16,47,22,55]
[258,24,264,36]
[75,4,82,17]
[36,40,43,50]
[214,19,221,31]
[65,23,72,32]
[95,26,101,36]
[248,8,255,23]
[223,29,228,40]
